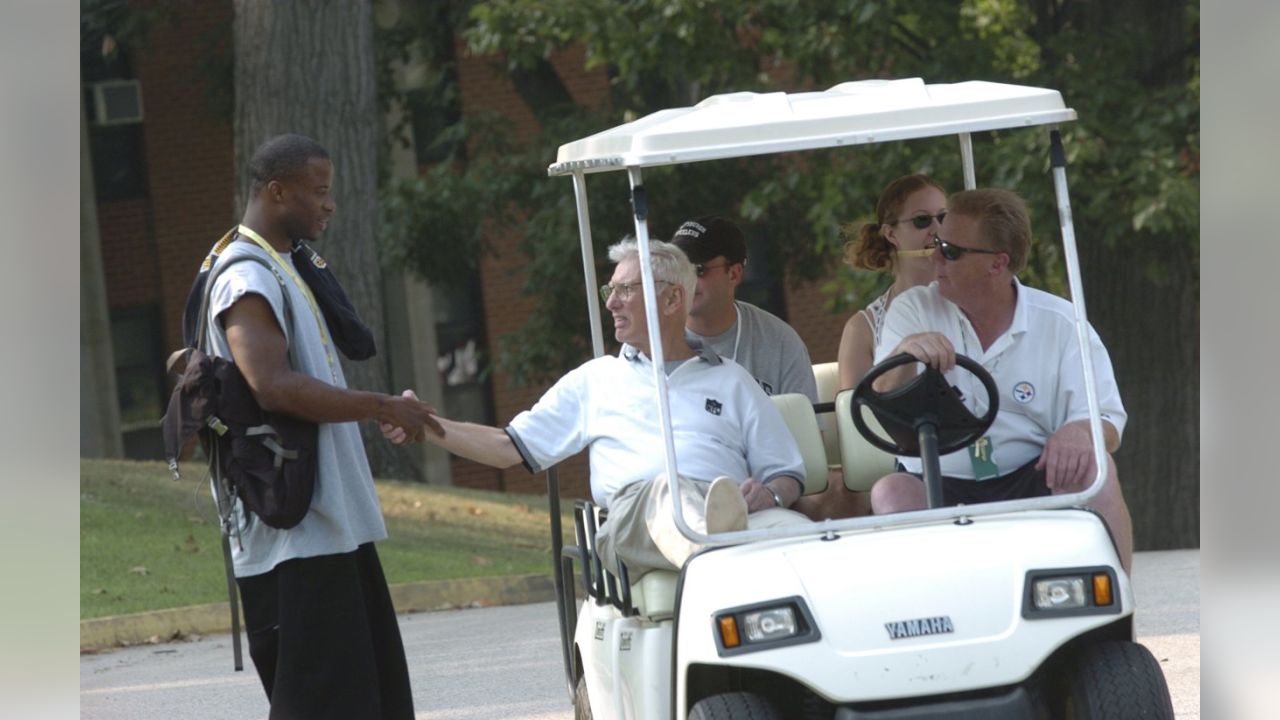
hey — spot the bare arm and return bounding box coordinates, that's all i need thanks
[382,390,523,469]
[870,332,956,392]
[420,415,523,469]
[1036,419,1121,492]
[223,294,442,436]
[836,311,875,390]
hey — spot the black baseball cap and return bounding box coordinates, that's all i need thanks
[670,215,747,265]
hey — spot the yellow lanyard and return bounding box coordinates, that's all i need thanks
[237,224,338,379]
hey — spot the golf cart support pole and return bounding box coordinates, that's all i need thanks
[1049,128,1110,495]
[626,166,703,546]
[545,466,575,698]
[958,132,976,189]
[572,171,606,359]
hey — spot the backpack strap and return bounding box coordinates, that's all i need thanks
[196,251,298,363]
[195,249,300,675]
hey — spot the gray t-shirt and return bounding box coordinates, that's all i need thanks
[685,300,818,403]
[206,242,387,578]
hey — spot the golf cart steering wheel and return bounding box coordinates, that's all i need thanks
[850,352,999,457]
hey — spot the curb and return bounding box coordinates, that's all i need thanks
[80,573,559,652]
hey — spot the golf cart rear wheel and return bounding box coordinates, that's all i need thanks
[689,692,781,720]
[1062,640,1174,719]
[573,674,592,720]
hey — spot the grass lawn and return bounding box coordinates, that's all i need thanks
[81,459,574,620]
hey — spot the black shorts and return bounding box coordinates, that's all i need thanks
[237,543,414,720]
[898,459,1049,506]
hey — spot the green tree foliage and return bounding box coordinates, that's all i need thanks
[384,0,1197,389]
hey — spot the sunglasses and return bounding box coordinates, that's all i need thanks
[932,235,1003,261]
[890,211,947,230]
[694,260,741,278]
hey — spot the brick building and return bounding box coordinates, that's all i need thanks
[81,1,849,498]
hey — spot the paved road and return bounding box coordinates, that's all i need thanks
[81,549,1200,719]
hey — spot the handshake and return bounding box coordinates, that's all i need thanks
[378,389,445,444]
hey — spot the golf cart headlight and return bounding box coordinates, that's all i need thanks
[743,607,798,642]
[714,597,820,656]
[1023,567,1120,619]
[1033,577,1087,610]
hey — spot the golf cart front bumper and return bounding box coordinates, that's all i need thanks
[833,683,1035,719]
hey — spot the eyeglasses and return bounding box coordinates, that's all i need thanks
[600,280,671,303]
[694,261,737,278]
[931,235,1003,261]
[890,211,947,230]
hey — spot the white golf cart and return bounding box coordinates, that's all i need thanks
[540,78,1174,719]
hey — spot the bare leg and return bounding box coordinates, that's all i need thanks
[1054,455,1133,573]
[869,473,928,514]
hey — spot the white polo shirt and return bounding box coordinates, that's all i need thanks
[506,343,806,507]
[876,279,1126,479]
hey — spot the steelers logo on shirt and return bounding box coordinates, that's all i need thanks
[1012,382,1035,404]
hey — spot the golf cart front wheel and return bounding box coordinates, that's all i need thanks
[689,692,781,720]
[573,674,592,720]
[1062,640,1174,719]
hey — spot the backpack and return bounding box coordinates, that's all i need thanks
[163,252,318,528]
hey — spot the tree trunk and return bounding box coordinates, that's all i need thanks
[81,90,124,458]
[232,0,408,478]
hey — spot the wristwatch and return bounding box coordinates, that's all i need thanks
[765,483,786,508]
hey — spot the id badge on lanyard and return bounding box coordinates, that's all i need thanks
[968,436,1000,480]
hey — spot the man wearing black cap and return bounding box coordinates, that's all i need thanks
[671,216,818,403]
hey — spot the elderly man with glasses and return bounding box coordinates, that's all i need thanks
[383,238,810,579]
[670,216,818,403]
[867,188,1135,572]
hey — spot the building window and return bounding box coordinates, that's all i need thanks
[81,29,148,201]
[85,120,148,201]
[111,306,166,458]
[433,275,494,426]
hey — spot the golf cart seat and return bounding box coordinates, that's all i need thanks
[630,570,678,620]
[812,362,843,467]
[812,362,897,491]
[769,392,830,495]
[834,388,897,491]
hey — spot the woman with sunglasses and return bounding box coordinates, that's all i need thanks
[836,174,946,389]
[794,174,945,522]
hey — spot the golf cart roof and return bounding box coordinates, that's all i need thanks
[548,78,1075,176]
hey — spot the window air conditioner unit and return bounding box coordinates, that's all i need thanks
[90,79,144,125]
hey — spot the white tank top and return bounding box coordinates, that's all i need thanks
[859,287,894,347]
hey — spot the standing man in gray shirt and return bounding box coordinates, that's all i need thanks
[671,216,818,403]
[208,133,441,719]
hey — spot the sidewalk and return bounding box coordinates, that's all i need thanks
[81,573,559,651]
